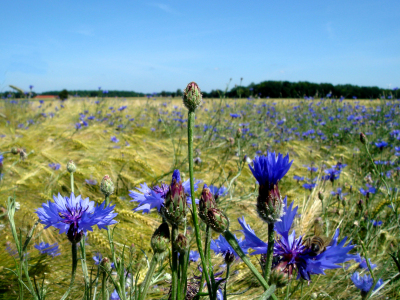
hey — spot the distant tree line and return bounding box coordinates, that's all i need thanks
[1,81,397,100]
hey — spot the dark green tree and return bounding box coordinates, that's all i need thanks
[59,89,69,101]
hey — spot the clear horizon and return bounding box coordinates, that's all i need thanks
[1,0,399,94]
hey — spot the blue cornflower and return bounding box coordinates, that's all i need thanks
[359,184,376,196]
[302,183,316,191]
[374,141,388,150]
[370,220,383,226]
[35,193,117,243]
[118,106,127,111]
[93,252,115,268]
[355,254,377,270]
[293,175,304,181]
[110,289,121,300]
[324,168,341,183]
[351,272,383,293]
[110,136,119,143]
[210,234,248,259]
[230,113,241,118]
[48,163,61,170]
[85,178,98,185]
[34,242,61,257]
[189,250,200,262]
[208,185,228,200]
[129,170,201,214]
[249,152,293,187]
[239,197,357,281]
[331,187,348,199]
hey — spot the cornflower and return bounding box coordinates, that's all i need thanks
[34,242,61,257]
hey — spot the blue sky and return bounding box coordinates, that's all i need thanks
[1,0,399,93]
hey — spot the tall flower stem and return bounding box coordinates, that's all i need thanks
[80,240,90,299]
[140,254,159,300]
[222,230,278,300]
[179,249,189,300]
[60,243,78,300]
[188,110,213,298]
[101,273,107,300]
[264,223,275,282]
[171,225,179,300]
[70,172,74,194]
[223,263,231,300]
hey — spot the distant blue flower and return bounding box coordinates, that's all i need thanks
[85,178,98,185]
[303,183,316,190]
[351,272,383,293]
[324,168,340,182]
[230,113,241,118]
[208,185,227,200]
[111,136,119,143]
[110,289,120,300]
[34,242,61,258]
[375,141,388,149]
[48,163,61,170]
[355,254,377,270]
[359,184,376,196]
[93,252,115,268]
[210,234,248,259]
[35,193,117,242]
[370,220,382,226]
[293,175,304,181]
[249,152,293,187]
[118,106,127,111]
[189,250,200,262]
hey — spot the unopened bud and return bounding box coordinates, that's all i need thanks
[67,224,83,244]
[100,257,112,273]
[173,233,188,254]
[151,223,170,254]
[66,160,76,173]
[11,147,18,155]
[318,191,324,201]
[257,184,284,224]
[100,175,114,196]
[199,184,217,223]
[206,208,229,233]
[236,128,242,138]
[183,82,202,111]
[360,133,367,145]
[224,251,235,265]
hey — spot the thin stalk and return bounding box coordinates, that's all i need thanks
[70,173,75,194]
[223,263,231,300]
[80,240,90,299]
[140,254,159,300]
[179,250,189,300]
[101,273,107,300]
[187,110,213,298]
[61,243,78,300]
[264,223,275,282]
[222,230,278,300]
[171,225,179,300]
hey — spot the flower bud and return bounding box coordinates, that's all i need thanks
[173,233,188,254]
[224,250,235,265]
[161,170,188,225]
[67,224,84,244]
[151,223,170,254]
[67,160,76,173]
[318,191,324,201]
[100,175,114,196]
[206,208,229,233]
[11,147,18,155]
[19,149,27,161]
[100,257,112,273]
[256,184,284,224]
[183,82,202,111]
[236,128,242,138]
[199,184,217,223]
[360,133,367,145]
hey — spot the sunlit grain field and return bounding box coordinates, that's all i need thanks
[1,95,399,299]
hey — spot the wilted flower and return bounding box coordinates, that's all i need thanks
[35,193,117,244]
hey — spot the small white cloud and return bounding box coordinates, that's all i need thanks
[150,3,177,14]
[214,67,219,71]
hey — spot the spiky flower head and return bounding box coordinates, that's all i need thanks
[207,208,229,233]
[151,222,170,254]
[100,175,114,196]
[11,147,18,155]
[360,132,367,145]
[100,257,112,273]
[161,169,188,225]
[183,82,202,111]
[249,152,293,224]
[199,184,217,223]
[67,160,76,173]
[35,193,117,244]
[351,272,383,296]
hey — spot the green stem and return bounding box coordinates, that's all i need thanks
[187,110,213,298]
[223,263,231,300]
[105,195,110,207]
[179,249,189,300]
[70,173,74,194]
[140,254,159,300]
[80,240,90,299]
[61,243,78,300]
[171,225,179,300]
[222,230,278,300]
[101,272,107,300]
[264,223,275,282]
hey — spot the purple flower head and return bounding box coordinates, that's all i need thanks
[172,169,181,184]
[374,141,388,150]
[35,193,118,243]
[355,254,377,270]
[110,136,119,143]
[324,168,340,183]
[351,272,383,293]
[34,242,61,258]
